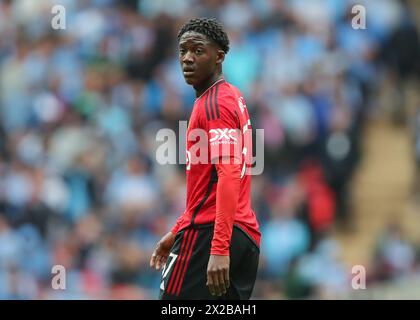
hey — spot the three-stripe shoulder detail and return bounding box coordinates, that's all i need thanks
[204,80,225,121]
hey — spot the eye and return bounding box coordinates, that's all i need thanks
[195,48,203,54]
[179,48,186,55]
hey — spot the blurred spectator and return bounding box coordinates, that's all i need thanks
[371,221,416,282]
[260,178,311,277]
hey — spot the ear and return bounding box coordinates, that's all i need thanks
[216,49,225,65]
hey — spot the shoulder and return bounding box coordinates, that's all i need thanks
[217,81,242,107]
[206,80,242,121]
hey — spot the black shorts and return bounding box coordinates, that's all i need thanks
[159,224,259,300]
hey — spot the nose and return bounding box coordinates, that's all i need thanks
[182,51,194,64]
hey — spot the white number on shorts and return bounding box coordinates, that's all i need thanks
[160,253,178,291]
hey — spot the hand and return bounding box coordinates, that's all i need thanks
[150,232,175,271]
[206,254,230,296]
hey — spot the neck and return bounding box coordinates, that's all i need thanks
[194,72,223,98]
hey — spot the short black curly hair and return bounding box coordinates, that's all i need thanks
[177,18,230,54]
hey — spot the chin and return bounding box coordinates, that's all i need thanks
[184,77,196,86]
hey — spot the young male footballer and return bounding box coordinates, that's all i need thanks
[150,17,260,300]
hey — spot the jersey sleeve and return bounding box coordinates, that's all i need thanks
[211,162,241,255]
[206,92,243,255]
[206,93,242,165]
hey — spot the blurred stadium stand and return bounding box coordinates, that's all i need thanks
[0,0,420,299]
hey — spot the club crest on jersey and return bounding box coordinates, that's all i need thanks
[209,128,239,145]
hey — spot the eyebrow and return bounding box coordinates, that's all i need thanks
[179,40,207,47]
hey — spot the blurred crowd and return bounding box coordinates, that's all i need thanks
[0,0,420,299]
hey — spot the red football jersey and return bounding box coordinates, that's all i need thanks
[171,78,261,253]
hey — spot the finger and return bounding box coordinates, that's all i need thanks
[218,271,227,295]
[157,255,167,271]
[161,256,167,268]
[150,253,157,268]
[206,274,216,296]
[155,255,162,270]
[212,272,221,296]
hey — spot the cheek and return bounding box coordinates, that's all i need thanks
[205,61,215,73]
[195,60,210,76]
[202,56,217,72]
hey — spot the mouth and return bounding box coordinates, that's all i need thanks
[183,68,195,77]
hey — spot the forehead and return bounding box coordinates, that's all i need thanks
[179,31,212,47]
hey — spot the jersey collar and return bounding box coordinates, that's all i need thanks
[195,78,225,101]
